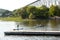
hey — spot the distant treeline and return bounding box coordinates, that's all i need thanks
[13,5,60,19]
[0,9,12,17]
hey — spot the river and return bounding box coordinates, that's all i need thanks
[0,19,60,40]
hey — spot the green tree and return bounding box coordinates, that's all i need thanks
[49,5,60,17]
[56,5,60,16]
[49,5,55,17]
[13,9,22,17]
[49,5,59,17]
[27,6,38,18]
[37,5,49,18]
[21,7,29,19]
[13,7,29,19]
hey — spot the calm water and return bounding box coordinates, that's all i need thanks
[0,19,60,40]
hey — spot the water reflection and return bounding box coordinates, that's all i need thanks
[16,19,60,31]
[49,20,60,31]
[50,20,60,27]
[21,20,49,27]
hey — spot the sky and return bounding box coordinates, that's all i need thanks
[0,0,36,11]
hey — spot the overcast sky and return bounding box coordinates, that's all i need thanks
[0,0,36,11]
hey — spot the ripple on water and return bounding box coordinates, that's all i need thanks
[0,36,60,40]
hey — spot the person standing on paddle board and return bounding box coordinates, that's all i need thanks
[17,24,19,30]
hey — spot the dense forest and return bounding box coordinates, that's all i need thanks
[1,5,60,19]
[13,5,60,19]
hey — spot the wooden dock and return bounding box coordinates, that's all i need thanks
[4,30,60,36]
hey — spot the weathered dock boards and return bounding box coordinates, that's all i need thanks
[4,30,60,36]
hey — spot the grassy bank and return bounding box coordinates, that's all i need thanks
[0,17,59,22]
[0,17,23,22]
[0,17,44,22]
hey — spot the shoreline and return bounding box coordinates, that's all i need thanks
[0,17,60,22]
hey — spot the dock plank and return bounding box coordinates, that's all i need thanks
[4,30,60,36]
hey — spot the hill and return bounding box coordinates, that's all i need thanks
[0,9,12,17]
